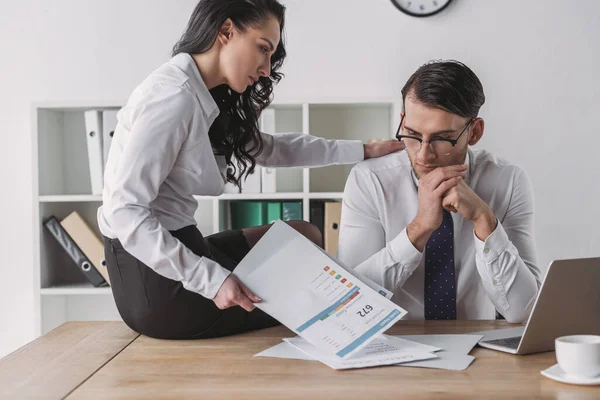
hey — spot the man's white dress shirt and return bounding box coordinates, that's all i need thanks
[338,149,541,322]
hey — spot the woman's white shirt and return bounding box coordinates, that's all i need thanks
[97,53,364,299]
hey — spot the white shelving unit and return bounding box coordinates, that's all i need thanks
[33,99,400,335]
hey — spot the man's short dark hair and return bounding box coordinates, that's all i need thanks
[401,60,485,118]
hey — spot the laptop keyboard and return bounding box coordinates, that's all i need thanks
[483,336,522,349]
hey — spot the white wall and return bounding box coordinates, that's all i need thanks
[0,0,598,357]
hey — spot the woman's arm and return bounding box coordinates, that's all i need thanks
[253,132,403,167]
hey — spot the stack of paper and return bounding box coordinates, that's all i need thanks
[282,335,439,370]
[234,220,407,362]
[256,334,439,370]
[255,334,484,371]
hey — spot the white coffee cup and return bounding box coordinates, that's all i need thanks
[555,335,600,378]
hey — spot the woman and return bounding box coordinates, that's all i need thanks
[98,0,404,340]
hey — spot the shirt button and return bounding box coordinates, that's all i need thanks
[484,248,490,254]
[492,279,497,285]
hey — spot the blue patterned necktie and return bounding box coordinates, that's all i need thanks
[424,209,457,320]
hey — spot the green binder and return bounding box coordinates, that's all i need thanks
[230,200,303,229]
[266,202,282,224]
[282,201,303,221]
[230,201,267,230]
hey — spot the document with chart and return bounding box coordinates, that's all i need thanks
[282,335,437,370]
[234,220,407,359]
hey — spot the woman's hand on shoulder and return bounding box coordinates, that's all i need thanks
[363,139,405,160]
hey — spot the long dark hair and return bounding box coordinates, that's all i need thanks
[172,0,287,188]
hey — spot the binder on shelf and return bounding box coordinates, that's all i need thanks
[230,201,267,229]
[310,200,326,236]
[260,108,277,193]
[230,200,304,230]
[324,201,342,257]
[261,167,277,193]
[60,211,110,285]
[102,110,118,167]
[243,166,262,193]
[282,201,303,221]
[43,216,108,287]
[266,202,282,224]
[84,110,104,195]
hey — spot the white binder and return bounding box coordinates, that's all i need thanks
[102,110,118,167]
[261,167,276,193]
[244,166,262,193]
[260,108,277,193]
[84,110,104,195]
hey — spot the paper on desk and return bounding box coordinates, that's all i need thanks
[395,334,483,355]
[390,334,483,371]
[283,335,437,370]
[234,220,407,359]
[255,334,481,371]
[398,351,475,371]
[254,334,439,361]
[467,326,525,342]
[255,341,315,361]
[382,336,441,353]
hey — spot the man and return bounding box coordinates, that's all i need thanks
[338,60,541,323]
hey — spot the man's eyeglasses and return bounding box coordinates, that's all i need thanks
[395,114,475,156]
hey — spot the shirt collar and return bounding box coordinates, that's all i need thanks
[170,52,219,122]
[411,149,472,188]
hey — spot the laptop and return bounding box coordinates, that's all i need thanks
[477,257,600,355]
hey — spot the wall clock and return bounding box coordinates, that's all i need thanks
[390,0,453,17]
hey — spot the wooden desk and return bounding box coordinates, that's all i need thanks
[1,320,598,399]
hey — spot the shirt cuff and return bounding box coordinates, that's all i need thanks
[474,219,509,262]
[336,140,364,164]
[185,257,232,300]
[388,228,423,266]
